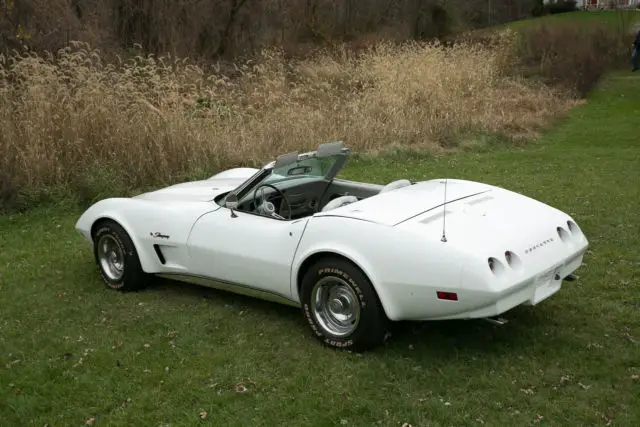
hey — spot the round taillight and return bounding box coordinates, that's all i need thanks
[505,251,513,264]
[557,226,570,242]
[488,257,505,275]
[504,250,522,270]
[567,220,581,236]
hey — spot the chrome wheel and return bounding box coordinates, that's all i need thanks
[311,276,361,337]
[97,235,125,281]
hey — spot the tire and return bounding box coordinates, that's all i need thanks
[300,257,389,352]
[92,220,149,292]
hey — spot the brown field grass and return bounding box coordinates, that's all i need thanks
[0,30,578,208]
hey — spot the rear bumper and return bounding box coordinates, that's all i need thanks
[419,248,586,321]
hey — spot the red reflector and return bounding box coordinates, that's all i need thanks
[437,291,458,301]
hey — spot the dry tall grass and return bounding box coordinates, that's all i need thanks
[0,31,577,208]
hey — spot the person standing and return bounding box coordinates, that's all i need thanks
[633,29,640,72]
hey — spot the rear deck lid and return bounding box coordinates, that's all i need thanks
[314,179,492,226]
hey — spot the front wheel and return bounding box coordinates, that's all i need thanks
[300,258,389,351]
[93,220,150,292]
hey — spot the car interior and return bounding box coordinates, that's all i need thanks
[218,142,413,220]
[231,176,413,221]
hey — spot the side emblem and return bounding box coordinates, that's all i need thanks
[150,232,170,240]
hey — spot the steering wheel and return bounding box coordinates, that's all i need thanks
[253,183,292,220]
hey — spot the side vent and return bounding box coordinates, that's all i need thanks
[153,244,166,264]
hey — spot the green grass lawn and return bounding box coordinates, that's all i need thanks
[461,10,640,39]
[505,9,640,30]
[1,72,639,426]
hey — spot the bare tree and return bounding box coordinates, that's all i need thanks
[2,0,536,58]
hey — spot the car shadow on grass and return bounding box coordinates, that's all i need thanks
[380,306,561,360]
[150,275,556,358]
[151,276,302,320]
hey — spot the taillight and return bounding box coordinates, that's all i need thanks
[567,220,582,236]
[488,257,507,275]
[504,250,522,270]
[557,226,570,242]
[437,291,458,301]
[488,257,497,272]
[505,251,513,264]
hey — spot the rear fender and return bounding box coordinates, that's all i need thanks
[291,243,397,319]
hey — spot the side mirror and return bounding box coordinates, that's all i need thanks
[225,193,239,218]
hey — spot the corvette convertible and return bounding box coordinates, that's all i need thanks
[76,141,589,351]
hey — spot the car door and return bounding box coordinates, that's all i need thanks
[186,207,310,301]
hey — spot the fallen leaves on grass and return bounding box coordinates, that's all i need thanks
[438,397,451,406]
[231,377,256,393]
[520,386,535,395]
[72,349,95,368]
[416,391,433,403]
[5,359,20,369]
[233,384,248,393]
[119,398,132,409]
[504,407,521,416]
[622,331,635,343]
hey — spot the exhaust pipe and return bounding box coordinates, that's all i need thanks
[483,316,509,326]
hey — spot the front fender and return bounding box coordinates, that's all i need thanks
[75,198,160,273]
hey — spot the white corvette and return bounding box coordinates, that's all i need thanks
[76,141,588,351]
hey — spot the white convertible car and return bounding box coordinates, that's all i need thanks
[76,141,588,351]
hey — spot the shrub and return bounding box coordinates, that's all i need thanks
[515,20,628,97]
[531,0,546,17]
[544,0,578,15]
[0,36,576,210]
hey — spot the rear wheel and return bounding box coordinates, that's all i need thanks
[93,220,149,291]
[300,257,389,351]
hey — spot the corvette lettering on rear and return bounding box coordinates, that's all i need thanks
[524,238,554,254]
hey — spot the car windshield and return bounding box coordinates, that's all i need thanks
[262,154,339,186]
[220,142,349,206]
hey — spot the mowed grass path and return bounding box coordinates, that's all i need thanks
[1,73,639,426]
[504,9,640,30]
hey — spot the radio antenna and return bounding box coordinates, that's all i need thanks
[441,178,448,243]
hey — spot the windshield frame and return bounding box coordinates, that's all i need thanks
[220,143,350,206]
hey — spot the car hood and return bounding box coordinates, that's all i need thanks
[133,168,259,202]
[315,179,492,226]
